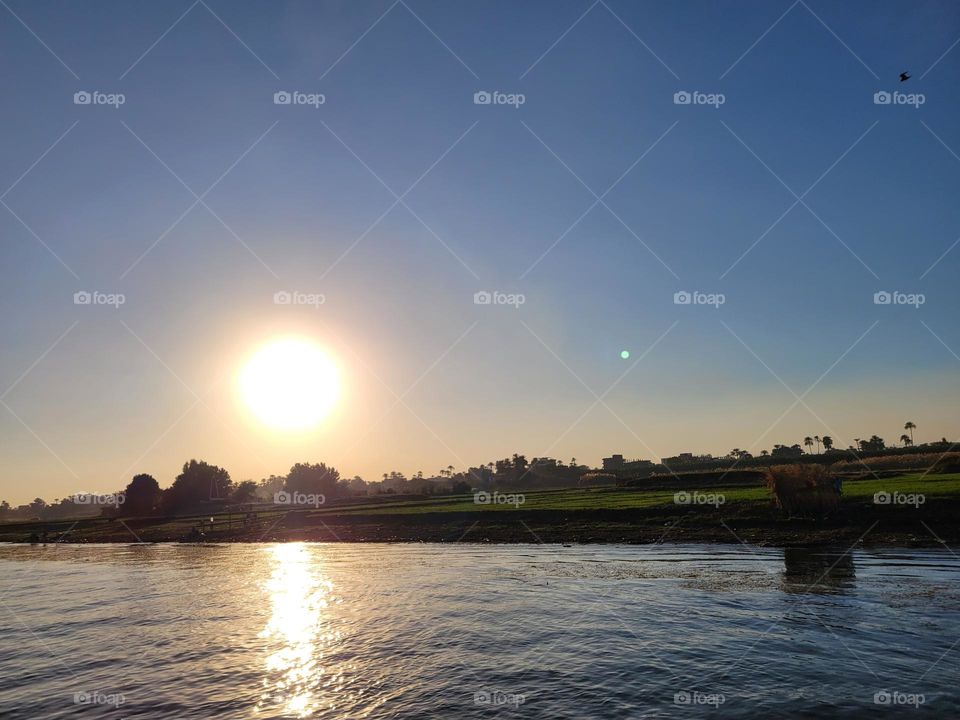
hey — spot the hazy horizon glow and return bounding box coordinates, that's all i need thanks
[1,0,959,504]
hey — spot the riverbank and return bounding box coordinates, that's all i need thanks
[2,472,958,547]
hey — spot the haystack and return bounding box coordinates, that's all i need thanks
[766,464,840,518]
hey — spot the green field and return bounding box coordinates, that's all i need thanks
[312,472,960,515]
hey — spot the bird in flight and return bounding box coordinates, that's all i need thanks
[900,71,911,82]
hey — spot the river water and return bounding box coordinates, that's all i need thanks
[0,543,957,718]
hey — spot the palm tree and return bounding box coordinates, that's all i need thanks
[904,421,916,444]
[814,435,821,454]
[822,436,834,451]
[570,457,577,467]
[900,434,912,447]
[804,437,814,454]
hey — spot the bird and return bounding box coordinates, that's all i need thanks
[900,71,911,82]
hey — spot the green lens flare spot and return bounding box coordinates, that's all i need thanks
[620,350,630,360]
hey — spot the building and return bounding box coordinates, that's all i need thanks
[603,454,655,477]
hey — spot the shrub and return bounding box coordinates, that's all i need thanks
[830,452,960,474]
[766,464,840,518]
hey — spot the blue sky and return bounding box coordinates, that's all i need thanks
[1,0,959,503]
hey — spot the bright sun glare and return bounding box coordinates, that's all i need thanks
[240,338,339,431]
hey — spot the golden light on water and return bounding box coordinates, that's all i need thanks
[257,544,336,718]
[239,338,340,432]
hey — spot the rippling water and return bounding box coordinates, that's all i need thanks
[0,543,957,718]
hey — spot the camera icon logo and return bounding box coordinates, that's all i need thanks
[474,91,492,105]
[73,291,92,305]
[273,491,291,505]
[873,291,891,305]
[273,290,292,305]
[874,690,891,705]
[673,91,691,105]
[73,91,91,105]
[873,491,891,505]
[474,490,491,504]
[674,691,691,704]
[674,491,691,505]
[673,290,692,305]
[873,91,891,105]
[474,290,492,305]
[274,91,292,105]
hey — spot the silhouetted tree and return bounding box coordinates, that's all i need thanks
[285,462,341,497]
[163,460,232,513]
[124,473,161,516]
[232,480,258,504]
[904,421,916,444]
[804,437,814,454]
[814,435,821,454]
[900,434,912,447]
[822,436,834,451]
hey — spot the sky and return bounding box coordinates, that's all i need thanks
[1,0,959,504]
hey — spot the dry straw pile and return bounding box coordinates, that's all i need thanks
[766,464,840,518]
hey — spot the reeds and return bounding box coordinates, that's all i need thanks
[766,464,840,518]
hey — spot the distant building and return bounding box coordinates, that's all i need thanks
[603,454,654,477]
[602,454,625,472]
[661,453,715,466]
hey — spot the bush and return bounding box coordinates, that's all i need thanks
[766,464,840,518]
[830,452,960,474]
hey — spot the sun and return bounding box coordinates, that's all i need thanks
[239,338,340,431]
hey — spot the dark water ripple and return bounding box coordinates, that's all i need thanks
[0,543,957,718]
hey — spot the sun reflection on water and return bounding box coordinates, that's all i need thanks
[256,543,337,718]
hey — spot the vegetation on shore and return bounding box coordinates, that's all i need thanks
[2,471,958,547]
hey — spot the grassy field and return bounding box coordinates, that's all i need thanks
[2,472,958,545]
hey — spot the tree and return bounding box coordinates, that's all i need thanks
[814,435,821,454]
[164,459,232,513]
[348,476,367,495]
[900,434,912,447]
[822,436,834,451]
[860,435,886,452]
[124,473,161,516]
[804,437,814,454]
[904,421,916,444]
[285,462,341,497]
[232,480,258,504]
